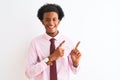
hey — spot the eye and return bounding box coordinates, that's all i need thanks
[53,18,57,21]
[45,19,50,22]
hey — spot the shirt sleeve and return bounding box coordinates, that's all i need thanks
[25,40,48,79]
[68,55,80,74]
[66,38,80,74]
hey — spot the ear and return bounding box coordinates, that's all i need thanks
[58,20,60,24]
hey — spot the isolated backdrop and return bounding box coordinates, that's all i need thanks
[0,0,120,80]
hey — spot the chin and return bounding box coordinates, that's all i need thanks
[49,30,56,33]
[47,31,54,34]
[47,30,57,34]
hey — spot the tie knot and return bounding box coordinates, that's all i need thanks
[50,38,55,43]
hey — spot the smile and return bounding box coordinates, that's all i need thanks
[48,26,55,29]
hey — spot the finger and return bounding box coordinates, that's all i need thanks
[70,49,74,55]
[76,51,80,56]
[75,41,80,49]
[58,40,65,47]
[76,53,81,58]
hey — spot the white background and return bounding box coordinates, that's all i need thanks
[0,0,120,80]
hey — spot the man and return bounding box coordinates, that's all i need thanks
[25,3,81,80]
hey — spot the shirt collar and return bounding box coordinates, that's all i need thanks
[44,32,61,41]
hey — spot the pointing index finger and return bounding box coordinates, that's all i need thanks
[75,41,80,49]
[58,40,65,47]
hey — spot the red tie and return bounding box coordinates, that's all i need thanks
[50,38,57,80]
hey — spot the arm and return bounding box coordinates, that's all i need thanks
[25,42,48,79]
[68,55,80,74]
[25,40,66,79]
[68,41,82,74]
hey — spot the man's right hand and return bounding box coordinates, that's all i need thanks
[49,40,65,62]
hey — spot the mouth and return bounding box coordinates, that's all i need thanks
[48,26,55,30]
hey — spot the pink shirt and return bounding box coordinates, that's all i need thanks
[25,33,80,80]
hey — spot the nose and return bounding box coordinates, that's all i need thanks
[49,20,54,26]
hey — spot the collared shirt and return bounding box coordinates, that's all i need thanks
[25,32,80,80]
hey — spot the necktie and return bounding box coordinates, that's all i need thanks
[50,38,57,80]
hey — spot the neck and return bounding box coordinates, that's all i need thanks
[46,31,59,37]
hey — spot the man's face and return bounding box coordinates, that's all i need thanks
[42,12,60,37]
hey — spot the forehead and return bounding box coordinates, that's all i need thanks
[43,12,59,18]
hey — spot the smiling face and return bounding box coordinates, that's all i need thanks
[42,12,60,37]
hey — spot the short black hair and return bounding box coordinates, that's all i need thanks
[37,3,64,21]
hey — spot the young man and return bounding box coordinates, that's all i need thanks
[25,3,81,80]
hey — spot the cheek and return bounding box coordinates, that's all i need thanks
[57,20,60,24]
[55,21,60,26]
[42,23,48,27]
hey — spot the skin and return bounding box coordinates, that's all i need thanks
[42,12,81,67]
[42,12,60,37]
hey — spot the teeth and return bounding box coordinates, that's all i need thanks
[49,26,54,28]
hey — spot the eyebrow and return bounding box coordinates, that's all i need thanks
[44,17,57,19]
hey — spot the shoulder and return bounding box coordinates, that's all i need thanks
[60,34,74,43]
[59,34,74,48]
[30,34,45,44]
